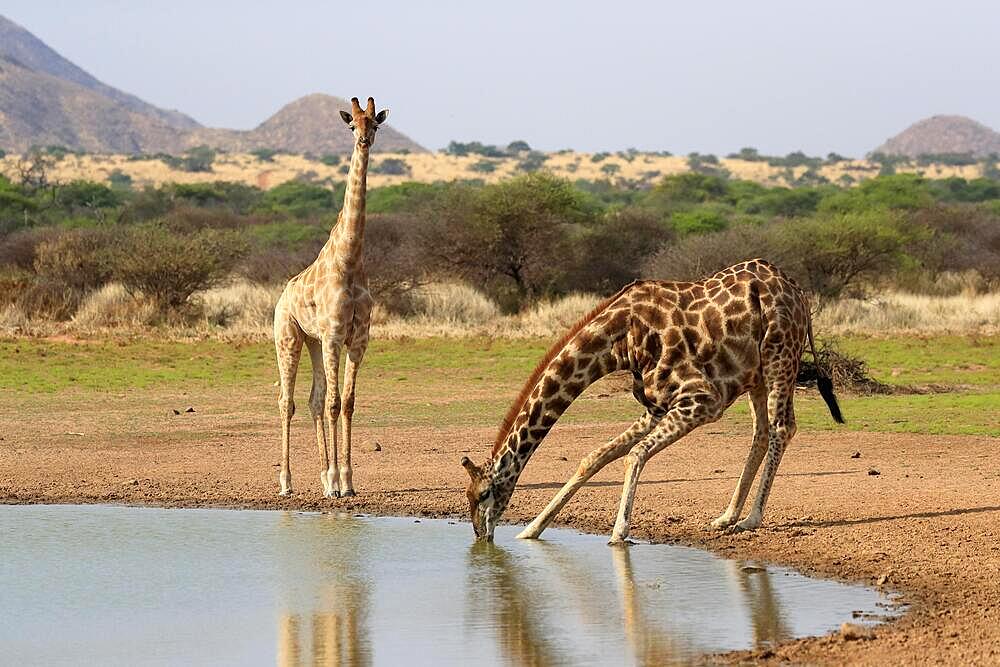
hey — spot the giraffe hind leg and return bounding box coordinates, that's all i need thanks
[735,365,799,531]
[275,320,304,496]
[711,384,768,529]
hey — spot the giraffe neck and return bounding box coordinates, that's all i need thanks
[490,334,621,487]
[330,143,370,266]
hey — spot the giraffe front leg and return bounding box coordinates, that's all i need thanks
[275,321,303,497]
[339,345,366,497]
[518,412,659,539]
[322,339,343,499]
[610,399,714,544]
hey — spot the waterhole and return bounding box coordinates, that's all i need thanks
[0,505,898,665]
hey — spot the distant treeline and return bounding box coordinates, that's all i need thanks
[2,163,999,321]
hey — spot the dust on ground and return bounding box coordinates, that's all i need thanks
[2,392,998,666]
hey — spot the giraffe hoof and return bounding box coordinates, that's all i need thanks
[607,537,635,547]
[732,518,761,533]
[340,489,356,498]
[278,489,293,497]
[710,516,734,530]
[323,490,339,499]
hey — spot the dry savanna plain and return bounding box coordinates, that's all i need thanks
[1,329,998,664]
[1,150,992,191]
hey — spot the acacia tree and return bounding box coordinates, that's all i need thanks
[420,173,597,310]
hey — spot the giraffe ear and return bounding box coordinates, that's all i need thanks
[339,110,353,125]
[461,456,481,480]
[374,109,389,124]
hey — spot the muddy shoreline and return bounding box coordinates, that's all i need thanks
[3,418,998,665]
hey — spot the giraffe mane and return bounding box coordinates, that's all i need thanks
[490,287,631,458]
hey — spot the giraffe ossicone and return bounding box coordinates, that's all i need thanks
[463,259,844,543]
[272,96,388,498]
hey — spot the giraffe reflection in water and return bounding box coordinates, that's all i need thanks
[275,513,370,667]
[469,541,792,666]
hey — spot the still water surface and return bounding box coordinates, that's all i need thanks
[0,505,895,665]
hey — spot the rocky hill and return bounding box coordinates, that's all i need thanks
[0,15,197,131]
[184,94,425,154]
[874,115,1000,158]
[0,56,189,153]
[0,15,424,154]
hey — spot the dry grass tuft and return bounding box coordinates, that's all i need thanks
[72,283,158,329]
[195,282,282,337]
[817,291,1000,335]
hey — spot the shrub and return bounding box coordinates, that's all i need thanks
[161,146,216,173]
[34,227,117,292]
[728,147,763,161]
[600,163,621,177]
[470,159,498,173]
[445,141,505,157]
[251,148,280,162]
[171,182,262,212]
[669,207,730,236]
[516,151,547,173]
[0,226,59,271]
[255,180,340,217]
[643,173,729,212]
[506,140,531,154]
[819,173,933,213]
[319,153,341,167]
[419,174,597,310]
[570,208,674,294]
[56,180,124,211]
[239,244,323,284]
[108,169,133,190]
[112,224,248,310]
[371,158,411,176]
[644,210,921,299]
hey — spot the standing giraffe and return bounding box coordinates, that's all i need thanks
[273,96,388,498]
[462,259,843,543]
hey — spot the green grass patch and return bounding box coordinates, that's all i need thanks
[2,335,996,437]
[832,335,999,388]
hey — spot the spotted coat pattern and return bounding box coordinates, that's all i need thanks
[272,97,387,499]
[462,259,841,542]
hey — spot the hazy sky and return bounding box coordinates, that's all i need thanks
[4,1,999,155]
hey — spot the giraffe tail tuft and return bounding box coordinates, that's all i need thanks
[807,307,845,424]
[816,376,845,424]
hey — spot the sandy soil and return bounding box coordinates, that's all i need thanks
[2,404,998,665]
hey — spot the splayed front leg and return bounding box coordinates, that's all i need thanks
[609,398,715,544]
[520,412,659,540]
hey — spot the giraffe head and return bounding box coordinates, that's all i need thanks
[461,456,514,542]
[339,96,389,149]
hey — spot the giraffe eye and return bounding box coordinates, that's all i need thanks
[349,124,356,130]
[478,489,491,503]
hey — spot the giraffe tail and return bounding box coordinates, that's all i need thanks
[807,317,845,424]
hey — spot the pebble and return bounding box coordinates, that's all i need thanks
[851,451,861,458]
[371,441,382,452]
[868,468,881,476]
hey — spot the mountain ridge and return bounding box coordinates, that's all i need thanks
[0,15,424,154]
[874,115,1000,158]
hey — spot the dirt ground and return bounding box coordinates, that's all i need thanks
[2,400,999,665]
